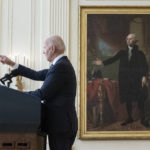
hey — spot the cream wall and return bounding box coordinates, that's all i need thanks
[0,0,150,150]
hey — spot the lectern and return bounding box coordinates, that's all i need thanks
[0,85,45,150]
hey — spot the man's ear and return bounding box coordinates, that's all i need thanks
[51,45,56,53]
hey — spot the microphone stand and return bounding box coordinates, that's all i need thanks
[0,70,18,88]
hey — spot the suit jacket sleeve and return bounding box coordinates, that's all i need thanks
[103,51,122,66]
[26,64,66,100]
[17,64,48,81]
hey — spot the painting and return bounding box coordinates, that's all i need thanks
[80,6,150,140]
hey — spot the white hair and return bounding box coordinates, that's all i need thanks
[46,35,66,52]
[127,33,138,44]
[127,33,137,42]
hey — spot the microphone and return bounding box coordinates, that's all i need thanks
[0,69,19,87]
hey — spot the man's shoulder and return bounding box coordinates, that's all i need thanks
[56,56,70,66]
[135,49,145,55]
[52,57,72,72]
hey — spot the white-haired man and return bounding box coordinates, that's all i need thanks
[93,33,149,127]
[0,35,78,150]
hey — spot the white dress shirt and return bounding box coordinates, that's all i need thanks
[52,54,65,65]
[128,46,133,61]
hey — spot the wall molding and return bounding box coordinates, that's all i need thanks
[79,0,150,6]
[0,0,71,90]
[49,0,70,56]
[30,0,35,68]
[29,0,36,89]
[0,0,2,51]
[8,0,13,56]
[70,0,80,133]
[39,0,50,69]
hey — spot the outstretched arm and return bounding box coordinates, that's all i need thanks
[0,55,48,81]
[92,51,122,66]
[17,65,48,81]
[103,51,121,66]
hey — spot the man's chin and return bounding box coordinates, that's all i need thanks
[48,58,52,62]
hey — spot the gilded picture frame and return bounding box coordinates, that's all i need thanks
[80,6,150,140]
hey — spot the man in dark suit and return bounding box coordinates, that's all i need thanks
[93,33,149,127]
[0,35,78,150]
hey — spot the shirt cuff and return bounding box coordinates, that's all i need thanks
[12,63,19,69]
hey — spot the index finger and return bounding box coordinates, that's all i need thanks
[0,55,2,59]
[0,55,4,61]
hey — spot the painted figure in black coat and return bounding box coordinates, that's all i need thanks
[93,33,149,127]
[0,35,78,150]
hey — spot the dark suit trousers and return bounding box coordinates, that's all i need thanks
[48,131,77,150]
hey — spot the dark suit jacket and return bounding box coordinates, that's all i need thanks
[16,56,78,133]
[103,45,148,103]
